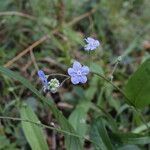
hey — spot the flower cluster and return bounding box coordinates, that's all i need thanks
[38,70,60,93]
[38,37,100,92]
[48,78,60,93]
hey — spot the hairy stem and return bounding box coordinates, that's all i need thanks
[109,62,119,82]
[0,116,100,148]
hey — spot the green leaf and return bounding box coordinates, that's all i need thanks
[110,132,150,145]
[132,121,150,133]
[90,62,104,75]
[125,58,150,108]
[63,27,83,45]
[69,102,90,144]
[90,117,114,150]
[117,145,140,150]
[20,104,49,150]
[85,76,100,101]
[0,67,82,150]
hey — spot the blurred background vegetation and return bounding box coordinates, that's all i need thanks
[0,0,150,149]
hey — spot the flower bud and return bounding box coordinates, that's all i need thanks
[48,78,60,93]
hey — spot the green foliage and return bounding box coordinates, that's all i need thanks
[0,67,82,150]
[0,135,17,150]
[90,62,104,75]
[69,102,90,145]
[118,145,141,150]
[111,132,150,145]
[90,117,114,150]
[125,58,150,108]
[20,104,49,150]
[0,0,150,149]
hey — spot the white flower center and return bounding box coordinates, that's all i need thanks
[77,70,82,76]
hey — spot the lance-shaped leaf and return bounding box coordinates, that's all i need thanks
[20,104,49,150]
[125,58,150,108]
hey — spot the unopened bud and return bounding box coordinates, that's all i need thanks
[48,78,60,93]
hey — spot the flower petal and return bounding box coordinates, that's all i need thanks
[68,68,76,76]
[71,76,79,85]
[38,70,45,79]
[84,44,90,51]
[85,37,95,43]
[73,61,82,70]
[79,76,87,83]
[81,66,89,75]
[41,76,48,86]
[84,37,100,51]
[95,40,100,47]
[37,70,48,86]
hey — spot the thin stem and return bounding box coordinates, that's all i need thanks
[88,51,92,68]
[0,116,100,148]
[93,72,130,103]
[47,74,69,78]
[30,50,39,71]
[60,77,70,87]
[110,62,119,82]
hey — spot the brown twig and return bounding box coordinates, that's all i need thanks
[4,7,98,68]
[41,57,67,71]
[22,61,33,72]
[0,11,36,20]
[67,7,97,26]
[30,50,39,71]
[4,27,59,68]
[4,35,49,68]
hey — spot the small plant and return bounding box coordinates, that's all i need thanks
[1,35,150,149]
[38,37,99,92]
[0,1,149,149]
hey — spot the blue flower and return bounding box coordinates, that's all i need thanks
[38,70,48,88]
[84,37,100,51]
[68,61,89,84]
